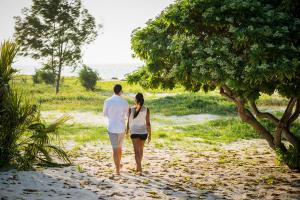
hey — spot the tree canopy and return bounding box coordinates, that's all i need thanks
[14,0,98,93]
[128,0,300,168]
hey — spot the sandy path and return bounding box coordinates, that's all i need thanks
[1,140,300,200]
[2,111,299,199]
[41,111,221,127]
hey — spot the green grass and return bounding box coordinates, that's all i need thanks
[11,75,289,116]
[58,124,108,144]
[153,118,261,147]
[175,118,261,143]
[12,75,299,150]
[148,93,236,116]
[56,118,263,149]
[11,75,237,116]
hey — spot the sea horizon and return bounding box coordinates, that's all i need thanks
[14,63,143,80]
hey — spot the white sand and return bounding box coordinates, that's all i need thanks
[1,140,300,200]
[41,111,221,127]
[1,111,300,199]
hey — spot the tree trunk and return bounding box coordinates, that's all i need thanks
[250,100,300,151]
[220,85,276,150]
[236,101,276,150]
[55,66,62,94]
[283,129,300,151]
[220,85,300,169]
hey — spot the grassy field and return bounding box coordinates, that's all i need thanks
[13,75,285,115]
[12,75,237,115]
[12,75,299,149]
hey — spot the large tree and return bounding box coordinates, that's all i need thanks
[14,0,98,93]
[128,0,300,168]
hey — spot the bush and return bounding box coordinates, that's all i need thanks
[79,65,99,91]
[276,146,300,170]
[32,69,42,83]
[32,68,56,85]
[0,40,71,169]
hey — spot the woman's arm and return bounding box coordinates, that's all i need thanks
[126,108,131,135]
[146,108,151,143]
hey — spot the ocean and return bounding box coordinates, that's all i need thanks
[14,63,143,80]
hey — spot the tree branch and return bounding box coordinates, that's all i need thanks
[273,98,297,147]
[220,85,238,103]
[282,98,297,122]
[220,85,276,149]
[250,101,279,124]
[288,99,300,126]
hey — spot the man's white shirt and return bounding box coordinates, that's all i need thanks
[103,94,129,134]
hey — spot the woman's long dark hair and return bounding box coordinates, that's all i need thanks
[133,93,144,118]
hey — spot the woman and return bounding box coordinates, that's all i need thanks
[126,93,151,175]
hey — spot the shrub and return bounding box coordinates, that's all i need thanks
[40,69,56,84]
[0,40,71,169]
[276,146,300,170]
[79,65,99,91]
[32,69,43,83]
[32,68,56,85]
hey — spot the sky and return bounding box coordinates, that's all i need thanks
[0,0,174,67]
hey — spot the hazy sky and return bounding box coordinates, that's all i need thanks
[0,0,174,66]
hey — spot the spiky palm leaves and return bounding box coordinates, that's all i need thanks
[0,40,71,169]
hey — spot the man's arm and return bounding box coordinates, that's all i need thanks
[146,108,151,143]
[103,100,108,117]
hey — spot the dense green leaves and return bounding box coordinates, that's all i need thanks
[128,0,300,101]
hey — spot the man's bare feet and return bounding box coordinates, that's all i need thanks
[135,171,143,176]
[115,169,121,175]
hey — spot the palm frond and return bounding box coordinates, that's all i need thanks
[0,40,19,85]
[45,115,71,134]
[44,144,72,164]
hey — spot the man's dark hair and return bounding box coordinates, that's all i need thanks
[113,84,122,94]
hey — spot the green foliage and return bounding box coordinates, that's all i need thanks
[0,40,70,169]
[129,0,300,100]
[14,0,99,93]
[33,68,56,85]
[79,65,99,91]
[128,0,300,168]
[276,146,300,170]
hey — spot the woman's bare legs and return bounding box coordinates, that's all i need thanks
[139,139,145,171]
[132,138,140,172]
[132,138,146,175]
[136,139,145,174]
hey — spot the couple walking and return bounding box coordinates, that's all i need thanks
[103,84,151,175]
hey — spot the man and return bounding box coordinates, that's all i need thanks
[103,84,129,175]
